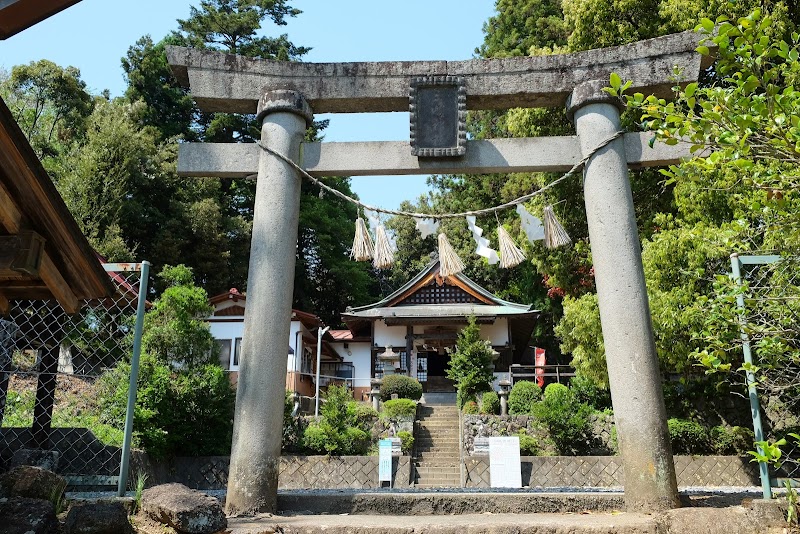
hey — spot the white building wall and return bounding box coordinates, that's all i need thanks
[209,317,305,373]
[208,318,244,370]
[480,319,509,346]
[374,321,407,349]
[328,341,372,389]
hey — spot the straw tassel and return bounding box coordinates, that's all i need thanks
[437,233,465,277]
[543,205,572,249]
[373,224,395,269]
[351,218,374,261]
[497,226,526,268]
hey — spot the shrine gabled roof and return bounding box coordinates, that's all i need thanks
[343,259,539,324]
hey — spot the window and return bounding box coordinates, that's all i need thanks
[233,337,243,368]
[216,339,231,370]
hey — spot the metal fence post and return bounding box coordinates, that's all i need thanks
[730,253,771,499]
[116,261,150,497]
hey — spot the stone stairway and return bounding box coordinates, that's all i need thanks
[414,404,461,488]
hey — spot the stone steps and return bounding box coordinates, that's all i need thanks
[414,403,461,487]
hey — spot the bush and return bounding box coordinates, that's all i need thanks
[397,430,414,454]
[379,374,423,401]
[463,400,479,414]
[508,381,542,415]
[480,390,500,415]
[98,354,235,458]
[517,431,540,456]
[382,398,417,418]
[543,383,568,400]
[570,374,612,410]
[302,384,373,455]
[532,385,591,455]
[710,425,753,455]
[668,418,710,454]
[340,427,370,455]
[347,401,378,427]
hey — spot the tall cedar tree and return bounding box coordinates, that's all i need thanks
[120,0,378,320]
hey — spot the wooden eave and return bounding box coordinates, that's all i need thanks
[0,0,83,39]
[0,96,114,313]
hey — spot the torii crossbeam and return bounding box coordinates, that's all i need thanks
[168,30,710,515]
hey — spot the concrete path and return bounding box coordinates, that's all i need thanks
[227,511,660,534]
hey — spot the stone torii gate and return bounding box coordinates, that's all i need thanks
[167,30,710,515]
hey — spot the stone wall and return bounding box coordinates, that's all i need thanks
[131,453,413,490]
[462,414,615,456]
[463,455,760,488]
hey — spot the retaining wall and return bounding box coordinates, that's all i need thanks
[131,453,413,490]
[463,455,760,488]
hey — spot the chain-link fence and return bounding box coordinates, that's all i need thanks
[0,264,147,490]
[730,254,800,488]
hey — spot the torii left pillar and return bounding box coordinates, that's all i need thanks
[226,90,312,515]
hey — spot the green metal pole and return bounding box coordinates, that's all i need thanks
[730,253,771,499]
[117,261,150,497]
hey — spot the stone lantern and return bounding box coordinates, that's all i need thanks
[498,378,512,416]
[370,377,382,411]
[378,345,401,377]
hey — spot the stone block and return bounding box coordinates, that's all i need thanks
[9,448,60,471]
[142,483,226,534]
[65,501,134,534]
[0,465,66,500]
[0,496,57,534]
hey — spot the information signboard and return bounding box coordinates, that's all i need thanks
[378,439,393,485]
[489,436,522,488]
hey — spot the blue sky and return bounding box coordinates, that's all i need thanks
[0,1,497,209]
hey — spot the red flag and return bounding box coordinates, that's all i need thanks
[534,347,546,388]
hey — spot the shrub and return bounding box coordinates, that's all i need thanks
[463,400,479,414]
[532,385,591,455]
[668,418,710,454]
[480,390,500,415]
[283,391,308,453]
[543,383,568,400]
[570,374,612,410]
[302,384,373,455]
[397,430,414,454]
[98,354,235,458]
[302,422,334,454]
[508,381,542,415]
[382,398,417,418]
[379,374,423,401]
[517,431,540,456]
[710,425,753,455]
[347,401,378,427]
[340,427,370,455]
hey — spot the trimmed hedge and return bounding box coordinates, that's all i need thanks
[668,418,709,454]
[382,398,417,418]
[480,390,500,415]
[379,374,423,401]
[508,380,542,415]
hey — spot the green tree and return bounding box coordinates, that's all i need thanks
[118,1,379,316]
[141,264,217,368]
[447,316,496,408]
[98,263,235,458]
[2,60,93,159]
[613,10,800,464]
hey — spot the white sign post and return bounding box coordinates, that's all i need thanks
[489,436,522,488]
[378,438,393,487]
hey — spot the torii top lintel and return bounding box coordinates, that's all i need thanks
[166,30,712,115]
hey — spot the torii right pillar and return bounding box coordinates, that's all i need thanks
[567,80,680,512]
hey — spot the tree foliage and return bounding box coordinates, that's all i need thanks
[447,317,496,408]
